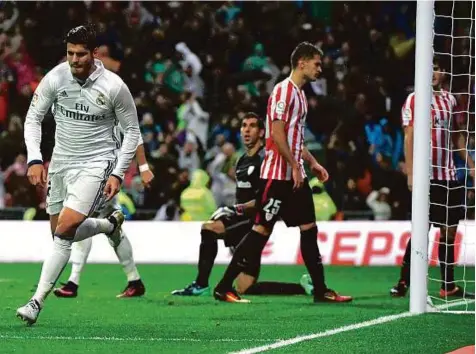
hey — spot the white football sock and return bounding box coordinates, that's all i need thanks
[33,237,72,305]
[114,230,140,282]
[74,218,113,242]
[68,238,93,285]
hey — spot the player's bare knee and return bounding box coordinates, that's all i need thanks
[55,221,81,238]
[55,209,87,238]
[252,224,271,237]
[202,221,224,235]
[202,221,215,232]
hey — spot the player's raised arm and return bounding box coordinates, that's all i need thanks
[24,73,56,186]
[111,82,141,183]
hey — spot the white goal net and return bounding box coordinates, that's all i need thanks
[426,0,475,313]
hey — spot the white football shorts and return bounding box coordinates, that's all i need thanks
[46,160,116,216]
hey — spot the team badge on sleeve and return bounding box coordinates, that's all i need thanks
[275,100,286,114]
[402,108,412,125]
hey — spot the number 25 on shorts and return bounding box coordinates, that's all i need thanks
[263,198,282,215]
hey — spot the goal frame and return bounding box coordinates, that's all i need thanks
[409,0,434,314]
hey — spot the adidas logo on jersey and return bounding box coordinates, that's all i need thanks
[59,90,68,98]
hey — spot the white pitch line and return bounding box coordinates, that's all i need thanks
[0,335,273,343]
[230,299,475,354]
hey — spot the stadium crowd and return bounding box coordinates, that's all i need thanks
[0,1,474,221]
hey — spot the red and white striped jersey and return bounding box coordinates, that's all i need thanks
[260,78,308,181]
[401,90,457,181]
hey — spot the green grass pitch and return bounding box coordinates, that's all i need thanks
[0,264,474,353]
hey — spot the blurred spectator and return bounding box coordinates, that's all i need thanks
[154,199,180,221]
[1,1,473,220]
[366,187,392,221]
[176,92,210,147]
[0,63,12,131]
[366,118,395,163]
[178,138,200,172]
[0,167,5,209]
[211,160,236,207]
[207,142,237,178]
[4,153,38,207]
[0,3,19,32]
[175,42,204,98]
[342,178,367,213]
[180,169,216,221]
[0,115,25,170]
[117,190,136,220]
[127,176,145,208]
[310,178,337,221]
[241,42,273,96]
[124,1,155,29]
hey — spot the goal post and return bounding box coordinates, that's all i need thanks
[411,0,475,314]
[410,0,434,314]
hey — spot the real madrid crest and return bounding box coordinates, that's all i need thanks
[96,93,106,106]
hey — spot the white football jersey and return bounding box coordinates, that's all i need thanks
[24,59,140,180]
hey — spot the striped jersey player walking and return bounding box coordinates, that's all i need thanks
[261,78,308,181]
[213,42,352,304]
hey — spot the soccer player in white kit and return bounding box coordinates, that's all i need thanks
[17,25,141,325]
[53,134,154,299]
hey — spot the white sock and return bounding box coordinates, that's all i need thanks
[33,237,72,305]
[114,230,140,282]
[74,218,113,242]
[68,238,93,285]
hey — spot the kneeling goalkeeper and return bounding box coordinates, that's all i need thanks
[172,112,310,297]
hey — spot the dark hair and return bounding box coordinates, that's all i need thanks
[242,112,264,129]
[290,42,323,69]
[64,24,97,51]
[433,58,443,70]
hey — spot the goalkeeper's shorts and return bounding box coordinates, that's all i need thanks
[218,214,253,248]
[429,180,465,228]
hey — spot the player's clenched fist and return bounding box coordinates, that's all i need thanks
[103,175,122,201]
[27,164,47,187]
[140,169,154,189]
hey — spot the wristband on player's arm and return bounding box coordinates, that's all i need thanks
[139,164,150,172]
[110,174,123,184]
[27,160,43,168]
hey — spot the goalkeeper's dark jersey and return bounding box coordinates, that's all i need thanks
[234,146,265,204]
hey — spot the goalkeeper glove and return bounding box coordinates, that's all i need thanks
[210,204,245,221]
